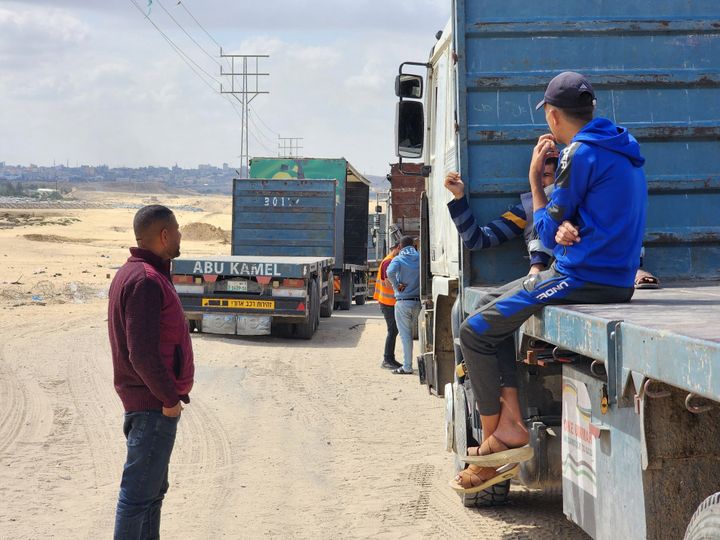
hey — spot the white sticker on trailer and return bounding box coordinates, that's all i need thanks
[226,280,248,292]
[562,376,597,497]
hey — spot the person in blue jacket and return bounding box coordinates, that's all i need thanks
[451,72,648,494]
[386,236,421,375]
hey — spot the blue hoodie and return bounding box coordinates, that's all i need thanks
[534,117,647,288]
[386,246,420,299]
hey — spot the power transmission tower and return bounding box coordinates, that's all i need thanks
[278,137,304,158]
[220,50,269,175]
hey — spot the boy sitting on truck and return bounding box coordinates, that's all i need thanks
[444,153,559,275]
[447,71,647,494]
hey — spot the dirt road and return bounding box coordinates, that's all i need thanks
[0,298,588,539]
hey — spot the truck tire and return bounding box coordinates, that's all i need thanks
[453,384,510,508]
[684,492,720,540]
[320,273,334,318]
[295,279,319,340]
[188,319,202,333]
[354,293,366,306]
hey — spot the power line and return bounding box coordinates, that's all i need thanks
[248,112,277,146]
[176,0,231,71]
[128,0,248,152]
[249,104,280,138]
[128,0,219,88]
[178,0,222,48]
[130,0,280,167]
[155,0,221,68]
[249,127,276,156]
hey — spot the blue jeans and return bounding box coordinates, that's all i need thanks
[394,299,420,371]
[114,410,179,540]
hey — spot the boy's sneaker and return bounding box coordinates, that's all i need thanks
[381,359,402,370]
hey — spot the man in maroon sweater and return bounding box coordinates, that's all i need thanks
[108,205,194,539]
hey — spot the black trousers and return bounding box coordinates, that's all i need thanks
[460,266,634,415]
[380,303,398,361]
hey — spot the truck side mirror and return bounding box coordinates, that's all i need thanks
[395,101,424,159]
[395,74,423,99]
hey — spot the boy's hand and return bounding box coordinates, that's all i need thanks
[529,134,557,186]
[444,172,465,200]
[398,283,407,292]
[555,221,581,246]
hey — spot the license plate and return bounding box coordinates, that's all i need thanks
[201,298,275,310]
[226,280,248,292]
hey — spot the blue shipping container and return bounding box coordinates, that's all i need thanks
[231,178,336,258]
[453,0,720,285]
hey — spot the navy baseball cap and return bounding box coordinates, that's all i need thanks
[535,71,596,111]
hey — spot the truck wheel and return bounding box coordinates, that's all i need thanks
[453,384,510,508]
[684,492,720,540]
[295,279,319,340]
[320,273,334,318]
[188,319,202,333]
[354,294,366,306]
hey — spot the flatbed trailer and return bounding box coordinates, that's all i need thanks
[172,255,334,339]
[172,177,338,339]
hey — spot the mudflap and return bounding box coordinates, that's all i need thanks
[444,382,454,453]
[517,421,562,491]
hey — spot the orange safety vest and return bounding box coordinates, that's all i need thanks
[373,254,396,306]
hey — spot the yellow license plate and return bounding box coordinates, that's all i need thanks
[201,298,275,310]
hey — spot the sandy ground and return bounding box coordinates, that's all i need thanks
[0,191,587,539]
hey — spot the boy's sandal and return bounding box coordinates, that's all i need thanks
[449,463,519,494]
[635,269,660,289]
[462,434,534,466]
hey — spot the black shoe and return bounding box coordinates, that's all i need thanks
[381,359,402,370]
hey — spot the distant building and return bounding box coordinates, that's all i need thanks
[36,188,60,199]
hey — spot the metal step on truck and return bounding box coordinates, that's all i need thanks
[249,157,370,310]
[171,177,336,339]
[394,1,720,538]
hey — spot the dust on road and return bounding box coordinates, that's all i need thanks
[0,299,587,539]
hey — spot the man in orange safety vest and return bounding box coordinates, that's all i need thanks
[374,242,401,369]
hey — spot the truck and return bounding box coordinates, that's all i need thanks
[250,157,370,310]
[171,177,336,339]
[394,1,720,538]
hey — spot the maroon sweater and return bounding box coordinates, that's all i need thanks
[108,248,195,412]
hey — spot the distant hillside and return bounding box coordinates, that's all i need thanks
[366,174,390,193]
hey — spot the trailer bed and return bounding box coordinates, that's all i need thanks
[549,283,720,344]
[465,283,720,401]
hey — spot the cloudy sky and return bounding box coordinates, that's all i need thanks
[0,0,449,175]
